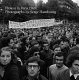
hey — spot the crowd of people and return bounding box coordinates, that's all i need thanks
[0,22,79,80]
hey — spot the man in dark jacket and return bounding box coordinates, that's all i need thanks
[22,56,48,80]
[40,39,53,78]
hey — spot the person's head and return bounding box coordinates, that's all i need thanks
[33,52,40,58]
[43,40,49,50]
[36,35,42,41]
[25,56,44,77]
[1,37,10,48]
[66,51,79,74]
[60,39,70,48]
[18,33,24,38]
[53,45,61,54]
[8,39,15,48]
[0,46,16,66]
[30,40,39,48]
[55,52,64,68]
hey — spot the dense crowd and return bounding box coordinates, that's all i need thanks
[0,22,79,80]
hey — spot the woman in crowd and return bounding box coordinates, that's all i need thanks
[0,46,20,80]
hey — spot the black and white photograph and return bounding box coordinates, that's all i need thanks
[0,0,79,80]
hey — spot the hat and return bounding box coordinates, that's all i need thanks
[25,56,45,66]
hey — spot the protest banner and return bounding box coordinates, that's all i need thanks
[9,19,62,29]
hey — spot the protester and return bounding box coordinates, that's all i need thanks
[70,37,79,52]
[0,46,20,80]
[40,39,53,78]
[56,51,79,80]
[53,45,61,64]
[59,38,70,65]
[22,56,48,80]
[49,51,68,80]
[0,20,79,80]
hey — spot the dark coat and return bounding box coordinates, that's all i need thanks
[40,49,53,78]
[22,74,48,80]
[56,69,79,80]
[0,64,20,80]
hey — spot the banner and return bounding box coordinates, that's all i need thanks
[9,19,62,29]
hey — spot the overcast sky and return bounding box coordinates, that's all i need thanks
[33,0,79,6]
[0,0,79,6]
[33,0,48,4]
[72,0,79,6]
